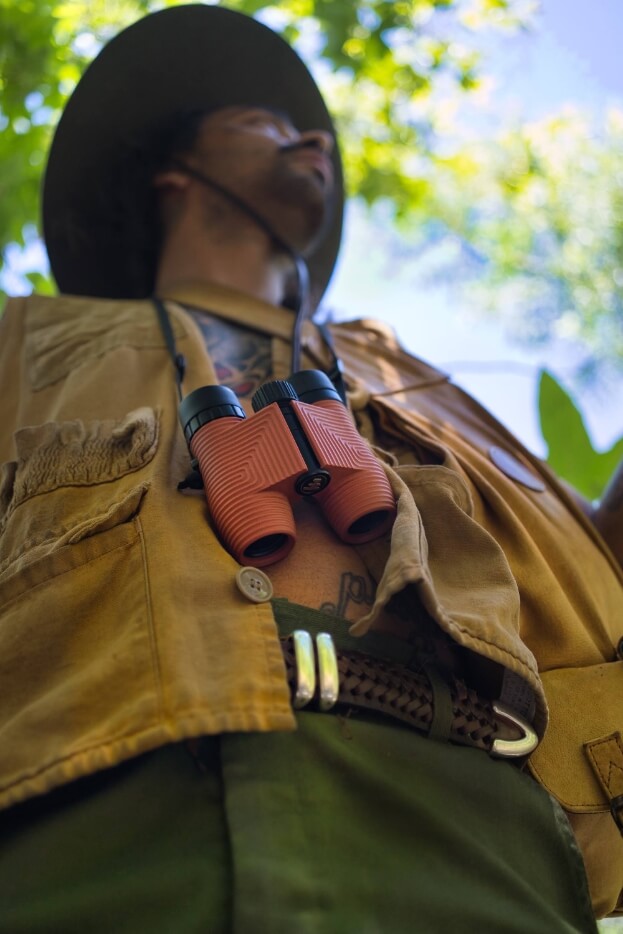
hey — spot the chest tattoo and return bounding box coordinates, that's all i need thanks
[320,571,375,618]
[190,309,272,399]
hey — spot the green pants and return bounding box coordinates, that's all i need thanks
[0,604,596,933]
[0,718,596,933]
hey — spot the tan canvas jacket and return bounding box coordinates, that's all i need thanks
[0,290,621,915]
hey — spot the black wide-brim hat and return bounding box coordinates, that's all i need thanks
[43,4,343,304]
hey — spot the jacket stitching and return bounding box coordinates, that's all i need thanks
[136,514,166,722]
[0,531,138,613]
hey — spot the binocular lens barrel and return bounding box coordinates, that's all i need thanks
[348,509,393,536]
[243,533,289,559]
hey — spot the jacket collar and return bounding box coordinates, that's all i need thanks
[159,281,296,342]
[161,281,449,398]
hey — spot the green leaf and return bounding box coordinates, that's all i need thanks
[538,368,623,500]
[25,270,55,294]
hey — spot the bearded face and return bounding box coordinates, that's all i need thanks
[179,106,336,256]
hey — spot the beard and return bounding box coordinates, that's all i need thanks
[188,144,335,258]
[257,155,335,257]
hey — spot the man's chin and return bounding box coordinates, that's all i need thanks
[300,222,330,259]
[281,198,334,259]
[267,173,334,254]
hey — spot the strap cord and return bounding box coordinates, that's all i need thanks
[153,298,186,402]
[315,320,347,404]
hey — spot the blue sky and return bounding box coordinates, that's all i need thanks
[326,0,623,457]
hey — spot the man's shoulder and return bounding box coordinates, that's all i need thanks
[3,292,150,317]
[327,317,448,393]
[329,316,404,353]
[0,293,175,394]
[1,293,160,348]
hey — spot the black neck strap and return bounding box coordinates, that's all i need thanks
[315,320,347,404]
[153,298,186,402]
[153,296,348,407]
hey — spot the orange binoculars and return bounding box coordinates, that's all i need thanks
[178,370,396,566]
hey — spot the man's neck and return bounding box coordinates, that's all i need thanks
[154,213,291,306]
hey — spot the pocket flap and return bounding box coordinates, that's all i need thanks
[5,407,159,513]
[529,662,623,811]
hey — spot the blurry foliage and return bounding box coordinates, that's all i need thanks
[538,369,623,500]
[0,0,153,298]
[418,108,623,382]
[0,0,537,300]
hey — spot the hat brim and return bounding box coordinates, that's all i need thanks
[42,4,343,305]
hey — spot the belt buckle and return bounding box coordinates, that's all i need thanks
[316,632,339,711]
[491,702,538,758]
[291,630,339,712]
[292,630,315,709]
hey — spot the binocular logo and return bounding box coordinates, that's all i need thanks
[297,473,329,496]
[179,370,396,566]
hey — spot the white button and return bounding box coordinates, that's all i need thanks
[235,566,273,603]
[489,446,546,492]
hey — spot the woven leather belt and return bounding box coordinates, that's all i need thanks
[280,631,538,759]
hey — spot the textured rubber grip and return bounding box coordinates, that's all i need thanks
[293,400,396,542]
[190,407,303,565]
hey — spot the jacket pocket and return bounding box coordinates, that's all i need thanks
[0,409,162,808]
[0,407,158,580]
[528,663,623,916]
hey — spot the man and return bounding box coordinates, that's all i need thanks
[0,5,620,931]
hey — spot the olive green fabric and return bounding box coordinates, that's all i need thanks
[223,714,596,933]
[0,722,596,933]
[0,742,231,934]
